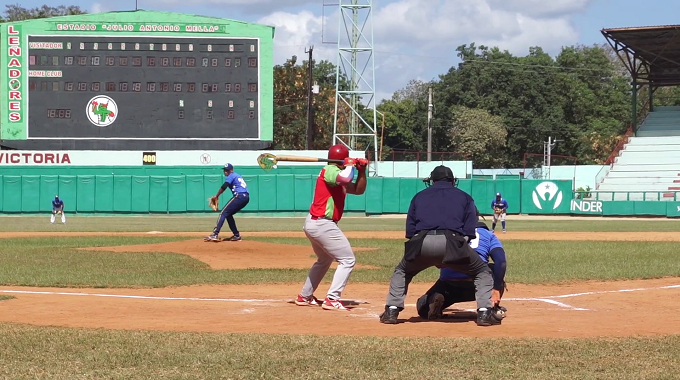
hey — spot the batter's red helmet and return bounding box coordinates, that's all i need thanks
[328,144,350,160]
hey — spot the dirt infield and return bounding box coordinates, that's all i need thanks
[82,240,379,270]
[1,230,679,338]
[4,230,680,241]
[1,279,679,338]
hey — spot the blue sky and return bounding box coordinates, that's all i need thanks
[12,0,680,102]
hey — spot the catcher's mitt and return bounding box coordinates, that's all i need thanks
[208,196,219,211]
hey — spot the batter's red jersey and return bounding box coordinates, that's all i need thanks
[309,165,347,221]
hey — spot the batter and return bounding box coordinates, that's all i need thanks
[295,144,368,311]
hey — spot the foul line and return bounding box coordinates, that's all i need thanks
[1,284,679,312]
[0,290,281,303]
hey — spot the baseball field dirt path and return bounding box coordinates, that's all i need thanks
[1,230,679,338]
[1,279,679,338]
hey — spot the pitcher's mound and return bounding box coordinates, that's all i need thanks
[83,240,379,270]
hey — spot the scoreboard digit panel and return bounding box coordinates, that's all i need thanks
[26,36,260,139]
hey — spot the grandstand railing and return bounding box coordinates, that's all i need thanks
[574,190,680,202]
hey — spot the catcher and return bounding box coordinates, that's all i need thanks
[205,163,250,242]
[490,192,508,233]
[51,195,66,224]
[415,214,507,324]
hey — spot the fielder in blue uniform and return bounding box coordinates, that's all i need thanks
[491,192,509,233]
[416,218,507,323]
[51,195,66,224]
[205,163,250,242]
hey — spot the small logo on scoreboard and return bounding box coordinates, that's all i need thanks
[8,79,21,90]
[86,95,118,127]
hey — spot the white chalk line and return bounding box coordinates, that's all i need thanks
[1,284,678,312]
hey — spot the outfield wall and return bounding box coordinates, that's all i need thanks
[2,174,679,217]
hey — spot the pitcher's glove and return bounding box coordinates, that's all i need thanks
[208,196,219,211]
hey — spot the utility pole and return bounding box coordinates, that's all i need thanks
[544,136,563,178]
[305,46,314,150]
[427,86,433,162]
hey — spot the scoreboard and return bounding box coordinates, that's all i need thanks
[1,15,274,150]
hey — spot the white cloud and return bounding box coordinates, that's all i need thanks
[256,0,594,103]
[144,0,315,14]
[91,3,111,13]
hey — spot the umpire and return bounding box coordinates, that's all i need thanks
[379,165,497,326]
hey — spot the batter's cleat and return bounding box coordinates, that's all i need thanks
[476,308,502,326]
[204,234,219,242]
[321,297,347,311]
[379,306,399,324]
[295,294,320,306]
[227,235,242,241]
[427,293,445,320]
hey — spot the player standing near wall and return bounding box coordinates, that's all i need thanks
[51,195,66,224]
[295,144,368,311]
[491,192,508,233]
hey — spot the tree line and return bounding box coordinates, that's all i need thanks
[7,5,680,167]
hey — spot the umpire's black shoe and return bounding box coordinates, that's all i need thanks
[476,308,502,326]
[379,306,399,324]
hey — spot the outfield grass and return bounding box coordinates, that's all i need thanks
[1,236,679,288]
[3,215,680,232]
[0,323,678,380]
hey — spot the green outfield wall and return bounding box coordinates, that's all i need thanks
[2,174,679,217]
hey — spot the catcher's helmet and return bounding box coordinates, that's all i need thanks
[328,144,350,160]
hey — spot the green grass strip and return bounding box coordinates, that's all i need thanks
[0,323,678,380]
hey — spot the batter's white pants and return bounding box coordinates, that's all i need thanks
[300,214,356,300]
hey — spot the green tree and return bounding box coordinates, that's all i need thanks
[2,4,86,22]
[447,105,508,167]
[271,56,350,150]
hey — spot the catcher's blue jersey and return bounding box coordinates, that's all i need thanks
[439,227,503,281]
[225,173,248,194]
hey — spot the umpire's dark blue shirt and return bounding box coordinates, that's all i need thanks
[405,181,478,239]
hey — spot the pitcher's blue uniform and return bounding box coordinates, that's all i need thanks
[416,221,507,320]
[491,192,508,233]
[205,163,250,242]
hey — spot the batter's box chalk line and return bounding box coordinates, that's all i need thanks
[1,285,678,312]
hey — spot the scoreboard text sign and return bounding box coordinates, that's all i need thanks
[26,36,260,140]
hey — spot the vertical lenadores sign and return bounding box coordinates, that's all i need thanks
[2,24,27,139]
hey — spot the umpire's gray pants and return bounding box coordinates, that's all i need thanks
[385,234,493,310]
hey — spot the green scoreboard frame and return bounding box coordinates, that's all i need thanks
[0,11,275,150]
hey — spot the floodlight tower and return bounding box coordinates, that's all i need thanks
[331,0,379,176]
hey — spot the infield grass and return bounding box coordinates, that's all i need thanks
[0,295,13,301]
[0,323,678,380]
[1,236,679,288]
[2,215,680,232]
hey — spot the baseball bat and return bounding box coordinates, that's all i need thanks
[273,154,344,164]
